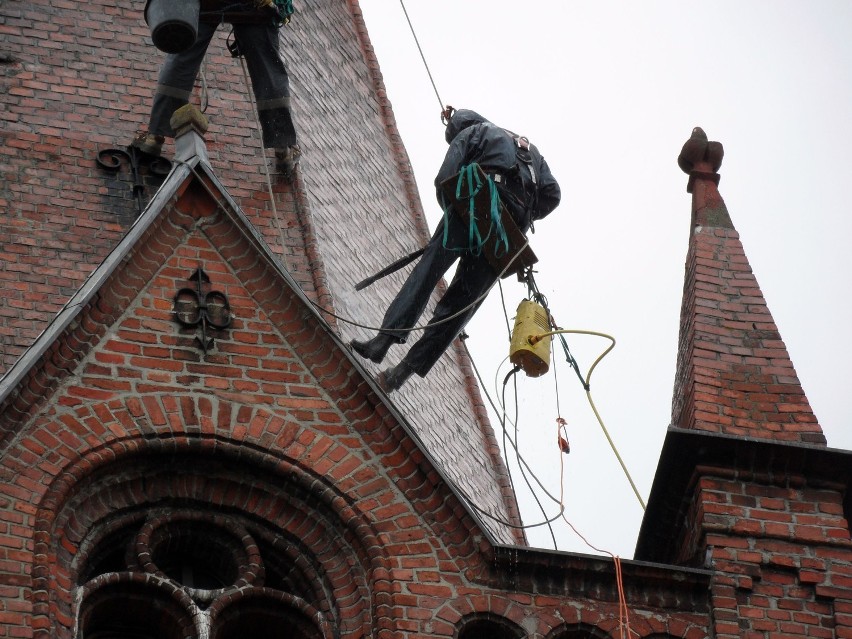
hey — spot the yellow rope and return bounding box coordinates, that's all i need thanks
[533,329,646,511]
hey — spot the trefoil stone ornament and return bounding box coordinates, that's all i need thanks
[173,267,232,353]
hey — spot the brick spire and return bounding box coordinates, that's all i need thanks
[670,128,825,444]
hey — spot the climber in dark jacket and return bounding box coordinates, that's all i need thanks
[134,0,300,176]
[351,109,561,392]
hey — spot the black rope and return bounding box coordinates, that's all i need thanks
[502,365,557,548]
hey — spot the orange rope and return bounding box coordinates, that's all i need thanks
[557,416,632,638]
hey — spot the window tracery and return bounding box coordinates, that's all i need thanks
[76,508,326,639]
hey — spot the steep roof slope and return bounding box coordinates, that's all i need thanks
[0,0,522,542]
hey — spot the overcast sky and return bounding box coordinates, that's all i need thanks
[357,1,852,558]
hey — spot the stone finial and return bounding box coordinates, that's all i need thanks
[170,104,210,163]
[677,127,724,194]
[170,104,209,138]
[677,127,732,228]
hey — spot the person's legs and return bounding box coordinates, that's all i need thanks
[233,22,297,150]
[145,22,217,141]
[352,220,460,364]
[399,252,497,379]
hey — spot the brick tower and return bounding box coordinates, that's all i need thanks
[636,128,852,637]
[1,2,851,638]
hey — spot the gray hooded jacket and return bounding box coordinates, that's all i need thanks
[434,109,561,231]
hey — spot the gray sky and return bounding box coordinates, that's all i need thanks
[357,0,852,558]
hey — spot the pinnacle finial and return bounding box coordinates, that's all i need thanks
[170,104,210,163]
[678,127,723,175]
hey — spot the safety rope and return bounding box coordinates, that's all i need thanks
[463,339,634,639]
[398,0,444,112]
[502,364,557,547]
[460,343,566,532]
[528,327,645,511]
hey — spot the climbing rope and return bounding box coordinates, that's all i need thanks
[398,0,444,112]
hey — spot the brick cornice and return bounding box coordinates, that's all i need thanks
[636,427,852,564]
[490,543,712,612]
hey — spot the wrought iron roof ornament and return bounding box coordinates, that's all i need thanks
[173,267,232,353]
[96,144,172,216]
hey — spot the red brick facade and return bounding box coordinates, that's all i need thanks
[1,3,851,639]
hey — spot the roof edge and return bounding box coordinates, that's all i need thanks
[490,543,712,612]
[636,427,852,563]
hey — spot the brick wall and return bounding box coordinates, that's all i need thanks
[0,149,714,637]
[696,469,852,638]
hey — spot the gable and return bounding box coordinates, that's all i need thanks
[0,160,504,633]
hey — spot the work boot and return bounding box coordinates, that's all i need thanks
[350,334,394,364]
[131,132,165,157]
[275,145,301,179]
[377,361,414,393]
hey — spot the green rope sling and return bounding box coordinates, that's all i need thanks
[442,163,510,257]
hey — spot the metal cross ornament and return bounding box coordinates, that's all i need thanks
[173,267,232,353]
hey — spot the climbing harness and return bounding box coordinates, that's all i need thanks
[439,163,537,278]
[502,130,543,233]
[214,0,293,56]
[441,163,509,257]
[201,0,294,28]
[354,163,530,293]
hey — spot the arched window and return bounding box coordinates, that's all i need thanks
[211,591,324,639]
[457,613,525,639]
[548,624,611,639]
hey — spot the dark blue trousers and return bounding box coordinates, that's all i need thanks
[381,215,498,377]
[148,21,297,148]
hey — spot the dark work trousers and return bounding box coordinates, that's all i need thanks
[381,213,499,377]
[148,21,297,148]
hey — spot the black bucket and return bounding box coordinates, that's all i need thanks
[145,0,200,54]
